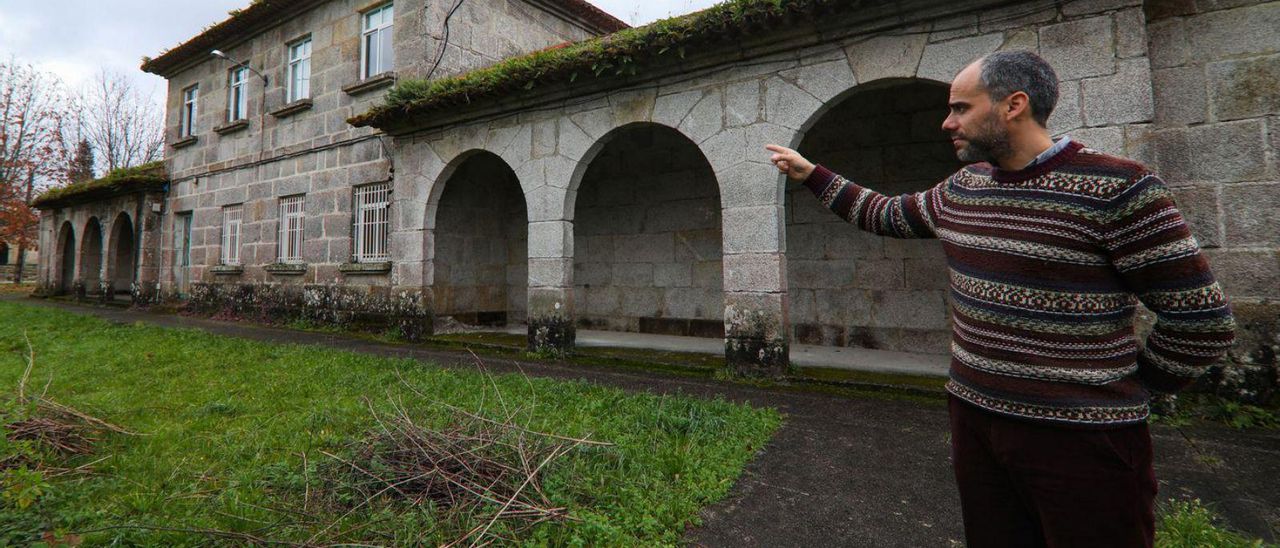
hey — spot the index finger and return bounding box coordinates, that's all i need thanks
[764,144,790,154]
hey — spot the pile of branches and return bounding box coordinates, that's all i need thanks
[314,365,610,546]
[2,334,134,476]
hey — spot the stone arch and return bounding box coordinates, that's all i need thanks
[55,221,76,294]
[785,77,960,354]
[79,217,104,294]
[107,212,136,295]
[427,149,529,327]
[571,121,725,337]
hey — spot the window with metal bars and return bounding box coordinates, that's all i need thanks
[352,182,391,262]
[221,205,242,265]
[278,195,305,263]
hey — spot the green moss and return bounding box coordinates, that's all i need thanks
[32,161,167,209]
[350,0,843,128]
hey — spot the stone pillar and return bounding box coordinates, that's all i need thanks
[526,219,575,355]
[134,195,164,304]
[722,203,790,377]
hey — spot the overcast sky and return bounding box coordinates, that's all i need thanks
[0,0,720,105]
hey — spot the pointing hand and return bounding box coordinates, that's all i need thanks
[765,144,815,182]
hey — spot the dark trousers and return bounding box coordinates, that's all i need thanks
[948,396,1156,548]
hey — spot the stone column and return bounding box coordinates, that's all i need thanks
[526,219,575,355]
[722,202,790,376]
[135,194,165,304]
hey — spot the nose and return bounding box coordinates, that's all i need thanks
[941,113,958,132]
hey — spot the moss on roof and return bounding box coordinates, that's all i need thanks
[33,161,168,209]
[349,0,845,130]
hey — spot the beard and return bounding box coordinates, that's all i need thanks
[953,111,1013,164]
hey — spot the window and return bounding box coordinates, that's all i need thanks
[221,205,242,265]
[287,38,312,102]
[361,3,394,79]
[228,67,248,121]
[181,85,199,137]
[278,195,305,263]
[353,182,391,262]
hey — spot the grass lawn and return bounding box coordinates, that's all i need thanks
[0,301,780,546]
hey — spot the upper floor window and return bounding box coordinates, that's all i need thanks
[278,195,305,264]
[228,67,249,121]
[181,85,198,137]
[221,205,243,265]
[287,38,312,102]
[361,3,394,79]
[353,182,391,263]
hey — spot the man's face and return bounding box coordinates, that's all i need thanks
[942,62,1012,164]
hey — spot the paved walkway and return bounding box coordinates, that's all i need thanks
[14,297,1279,546]
[493,325,952,377]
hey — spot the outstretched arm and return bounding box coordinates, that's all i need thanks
[766,144,941,239]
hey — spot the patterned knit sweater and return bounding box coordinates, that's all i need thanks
[803,140,1236,427]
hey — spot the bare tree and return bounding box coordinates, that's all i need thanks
[71,70,164,174]
[0,59,71,282]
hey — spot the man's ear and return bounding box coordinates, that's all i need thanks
[1005,91,1031,122]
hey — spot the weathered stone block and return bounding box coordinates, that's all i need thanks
[722,206,784,254]
[852,259,905,290]
[917,33,1004,83]
[998,28,1038,54]
[532,118,557,158]
[1222,183,1280,246]
[1049,79,1083,134]
[1189,3,1280,60]
[1202,249,1280,298]
[526,220,572,259]
[1072,126,1124,156]
[725,80,762,127]
[1208,55,1280,121]
[781,59,857,104]
[788,259,854,289]
[1170,185,1223,248]
[1153,66,1208,126]
[1082,58,1154,126]
[1152,121,1268,183]
[870,289,950,330]
[613,233,674,264]
[1040,16,1116,80]
[815,288,873,325]
[846,33,928,83]
[654,262,692,287]
[763,76,822,131]
[978,0,1057,32]
[1114,8,1148,58]
[1064,0,1141,16]
[724,253,785,292]
[528,257,571,287]
[652,90,703,129]
[620,287,663,317]
[611,262,654,286]
[883,238,944,259]
[679,89,725,144]
[718,161,785,208]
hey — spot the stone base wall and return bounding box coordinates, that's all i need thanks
[0,264,38,282]
[186,281,432,340]
[1142,0,1280,404]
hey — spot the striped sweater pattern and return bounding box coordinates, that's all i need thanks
[803,140,1236,426]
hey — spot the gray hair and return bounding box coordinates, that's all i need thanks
[978,51,1059,127]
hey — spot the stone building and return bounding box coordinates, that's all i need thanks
[34,0,1280,397]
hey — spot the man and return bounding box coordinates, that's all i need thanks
[766,51,1236,547]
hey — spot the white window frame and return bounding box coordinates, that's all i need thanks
[228,67,248,121]
[221,205,242,265]
[287,38,312,102]
[360,3,394,79]
[353,182,391,263]
[278,195,305,264]
[181,85,198,137]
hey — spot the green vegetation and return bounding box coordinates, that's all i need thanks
[351,0,845,128]
[1151,393,1279,430]
[1157,499,1275,548]
[32,161,167,208]
[0,301,779,545]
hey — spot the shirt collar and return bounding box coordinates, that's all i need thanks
[1025,135,1072,169]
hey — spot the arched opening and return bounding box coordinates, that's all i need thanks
[56,222,76,294]
[109,213,136,295]
[573,122,723,338]
[0,242,9,265]
[432,150,528,327]
[79,218,103,295]
[787,79,960,354]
